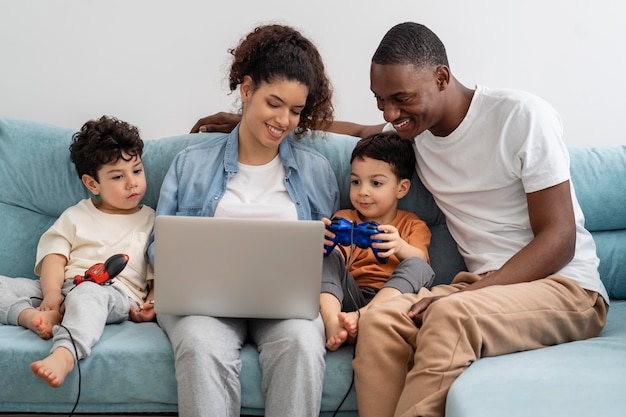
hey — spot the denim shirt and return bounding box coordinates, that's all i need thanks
[148,125,340,265]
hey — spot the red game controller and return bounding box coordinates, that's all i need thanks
[74,254,129,285]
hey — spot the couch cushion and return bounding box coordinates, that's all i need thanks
[445,300,626,417]
[0,321,178,414]
[569,146,626,232]
[0,119,85,279]
[592,230,626,299]
[0,319,358,415]
[569,146,626,300]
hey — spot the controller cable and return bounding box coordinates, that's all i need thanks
[332,221,359,417]
[26,256,125,417]
[30,289,82,417]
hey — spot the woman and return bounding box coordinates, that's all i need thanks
[148,24,339,417]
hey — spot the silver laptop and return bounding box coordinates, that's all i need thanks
[153,215,325,320]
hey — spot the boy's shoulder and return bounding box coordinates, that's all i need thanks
[396,209,420,219]
[61,198,94,216]
[394,210,427,227]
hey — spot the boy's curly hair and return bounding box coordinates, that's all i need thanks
[69,115,143,181]
[228,24,334,136]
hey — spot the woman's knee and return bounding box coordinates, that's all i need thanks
[171,317,239,354]
[268,318,325,357]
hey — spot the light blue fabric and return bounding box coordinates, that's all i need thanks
[1,117,625,417]
[0,320,178,413]
[569,146,626,231]
[446,301,626,417]
[591,229,626,299]
[568,146,626,299]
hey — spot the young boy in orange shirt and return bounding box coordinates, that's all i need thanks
[321,132,434,351]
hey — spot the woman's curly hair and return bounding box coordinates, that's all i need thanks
[69,115,143,181]
[228,24,334,136]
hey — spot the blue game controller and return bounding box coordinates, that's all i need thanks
[324,217,388,263]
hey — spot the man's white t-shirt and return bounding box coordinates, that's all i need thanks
[408,85,608,301]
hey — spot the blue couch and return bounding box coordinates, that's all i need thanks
[0,117,624,416]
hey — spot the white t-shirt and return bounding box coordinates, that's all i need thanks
[215,154,298,220]
[35,198,155,304]
[411,85,608,301]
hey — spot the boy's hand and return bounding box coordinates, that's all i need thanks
[371,224,403,259]
[372,224,427,262]
[129,300,156,322]
[322,217,335,254]
[39,293,65,314]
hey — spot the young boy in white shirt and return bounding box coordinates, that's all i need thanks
[0,115,155,387]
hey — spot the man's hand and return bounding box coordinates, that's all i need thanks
[190,112,241,133]
[407,295,445,327]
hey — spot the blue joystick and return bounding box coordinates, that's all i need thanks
[324,217,387,263]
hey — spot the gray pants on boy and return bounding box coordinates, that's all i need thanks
[0,275,131,360]
[321,250,436,311]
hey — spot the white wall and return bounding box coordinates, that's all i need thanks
[1,0,625,146]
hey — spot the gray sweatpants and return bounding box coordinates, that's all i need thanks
[0,275,131,360]
[52,280,131,359]
[320,250,436,311]
[157,313,326,417]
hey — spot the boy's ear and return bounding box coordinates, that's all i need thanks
[82,174,100,195]
[397,178,411,199]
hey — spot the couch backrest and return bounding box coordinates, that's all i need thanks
[569,146,626,299]
[0,119,209,279]
[1,118,623,300]
[0,119,466,286]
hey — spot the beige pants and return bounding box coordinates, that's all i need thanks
[353,272,607,417]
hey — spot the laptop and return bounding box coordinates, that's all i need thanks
[153,215,325,320]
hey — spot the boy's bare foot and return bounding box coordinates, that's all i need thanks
[325,311,362,351]
[30,347,75,387]
[326,328,349,351]
[18,309,62,339]
[338,311,360,343]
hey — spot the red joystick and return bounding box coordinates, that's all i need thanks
[74,254,129,286]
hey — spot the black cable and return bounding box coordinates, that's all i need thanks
[58,323,81,417]
[332,222,358,417]
[30,294,80,416]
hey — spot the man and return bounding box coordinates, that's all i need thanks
[191,22,608,417]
